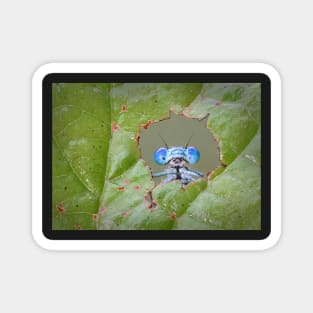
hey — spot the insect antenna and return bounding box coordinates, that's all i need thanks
[185,134,193,148]
[158,133,169,149]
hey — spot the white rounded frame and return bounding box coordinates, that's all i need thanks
[32,62,281,250]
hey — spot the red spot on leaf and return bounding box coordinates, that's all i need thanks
[135,134,140,143]
[100,207,107,214]
[124,179,130,185]
[117,186,125,191]
[92,214,98,222]
[142,120,153,129]
[134,185,141,190]
[212,135,220,144]
[57,203,65,214]
[121,104,127,112]
[169,211,177,221]
[207,169,217,182]
[74,224,82,230]
[147,199,157,211]
[215,101,221,106]
[111,122,120,132]
[121,210,131,217]
[147,203,157,211]
[144,194,148,201]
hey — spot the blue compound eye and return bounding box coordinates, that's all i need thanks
[154,147,168,165]
[186,147,200,164]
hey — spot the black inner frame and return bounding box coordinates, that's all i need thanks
[42,73,271,240]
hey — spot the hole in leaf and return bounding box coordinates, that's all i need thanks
[139,112,220,186]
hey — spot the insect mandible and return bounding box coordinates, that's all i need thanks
[152,135,204,188]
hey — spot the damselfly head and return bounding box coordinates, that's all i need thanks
[153,146,200,165]
[154,134,200,165]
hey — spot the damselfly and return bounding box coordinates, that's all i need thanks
[152,135,204,188]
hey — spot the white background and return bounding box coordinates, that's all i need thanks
[0,0,311,312]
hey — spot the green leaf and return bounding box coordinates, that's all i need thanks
[184,83,261,164]
[52,83,202,229]
[52,83,111,229]
[52,82,261,230]
[179,83,261,229]
[175,130,261,230]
